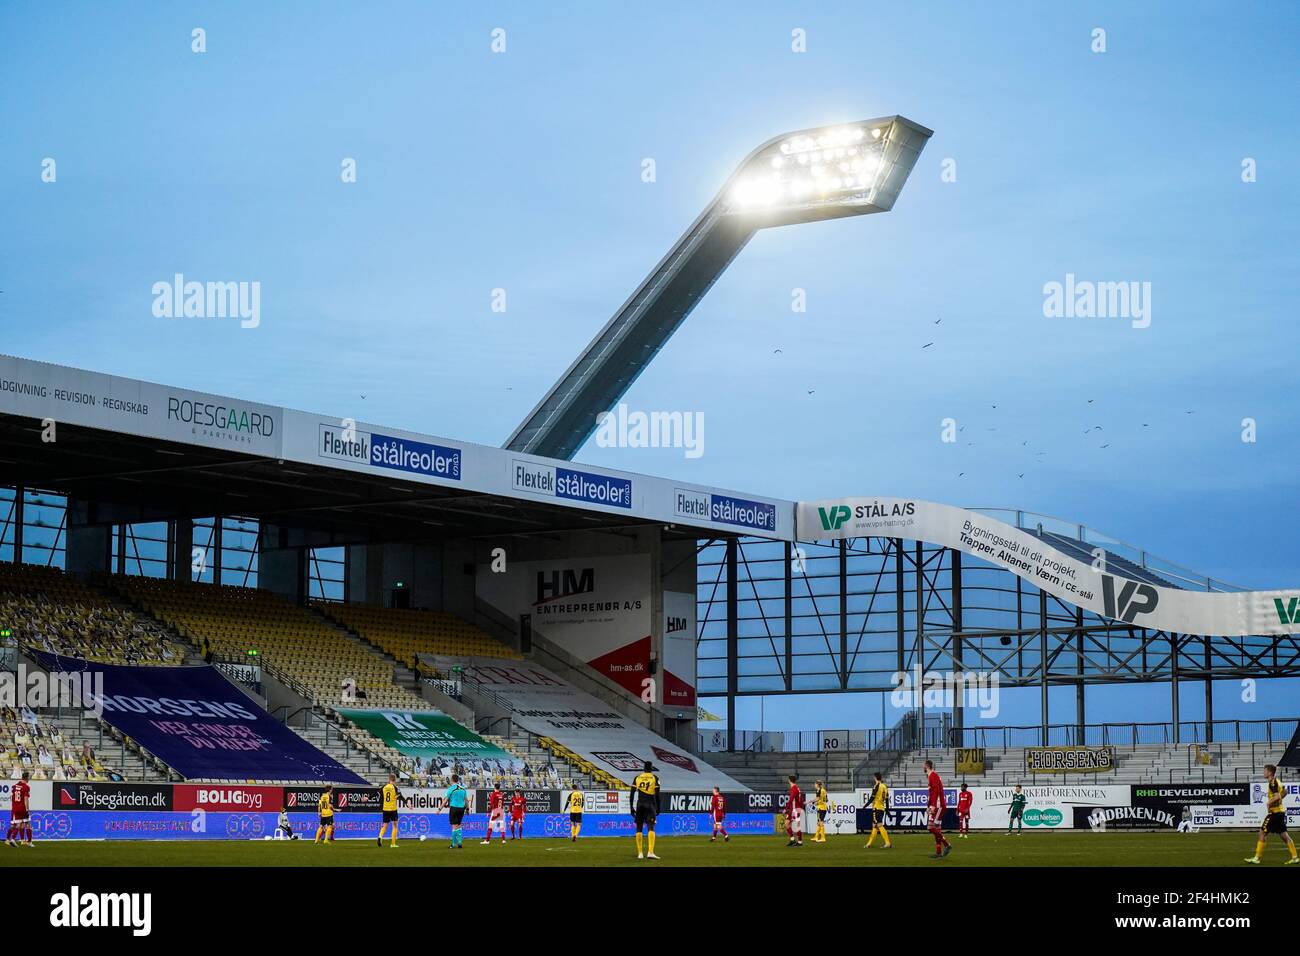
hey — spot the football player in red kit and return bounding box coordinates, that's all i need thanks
[709,786,729,842]
[6,771,32,847]
[785,774,804,847]
[925,760,952,858]
[956,783,973,838]
[509,789,526,840]
[481,783,507,845]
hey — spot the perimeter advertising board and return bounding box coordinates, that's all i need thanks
[0,780,52,812]
[969,785,1131,830]
[853,786,959,831]
[4,782,773,841]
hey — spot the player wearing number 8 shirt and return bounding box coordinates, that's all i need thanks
[631,761,661,860]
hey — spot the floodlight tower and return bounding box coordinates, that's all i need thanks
[505,116,932,460]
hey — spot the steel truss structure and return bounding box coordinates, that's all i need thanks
[697,535,1300,748]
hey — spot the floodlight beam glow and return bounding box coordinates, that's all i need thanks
[726,123,894,213]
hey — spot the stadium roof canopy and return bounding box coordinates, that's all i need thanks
[0,353,793,547]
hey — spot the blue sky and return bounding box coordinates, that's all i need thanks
[2,2,1297,733]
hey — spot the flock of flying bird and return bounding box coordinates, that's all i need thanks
[773,316,1197,481]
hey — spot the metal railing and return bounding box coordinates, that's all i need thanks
[970,507,1244,593]
[949,718,1297,751]
[701,717,1296,758]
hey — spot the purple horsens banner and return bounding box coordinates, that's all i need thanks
[33,652,366,784]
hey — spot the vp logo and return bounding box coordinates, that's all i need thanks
[1101,575,1159,623]
[818,505,851,532]
[1273,597,1300,625]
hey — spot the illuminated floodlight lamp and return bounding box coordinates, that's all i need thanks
[506,116,932,461]
[721,118,929,224]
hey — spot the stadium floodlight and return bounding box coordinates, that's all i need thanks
[505,115,932,461]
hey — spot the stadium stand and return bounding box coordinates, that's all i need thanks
[536,737,627,790]
[0,563,184,666]
[109,575,428,712]
[705,749,857,791]
[308,603,608,789]
[2,705,164,783]
[0,572,603,789]
[706,738,1294,792]
[886,742,1291,788]
[313,600,522,667]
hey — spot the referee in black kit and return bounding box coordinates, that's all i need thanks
[631,760,661,860]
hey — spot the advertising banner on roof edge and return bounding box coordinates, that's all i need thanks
[0,353,282,457]
[276,405,794,539]
[0,353,793,540]
[796,496,1300,637]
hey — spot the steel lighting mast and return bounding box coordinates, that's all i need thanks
[505,115,932,460]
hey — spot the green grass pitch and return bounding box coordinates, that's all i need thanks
[0,831,1284,867]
